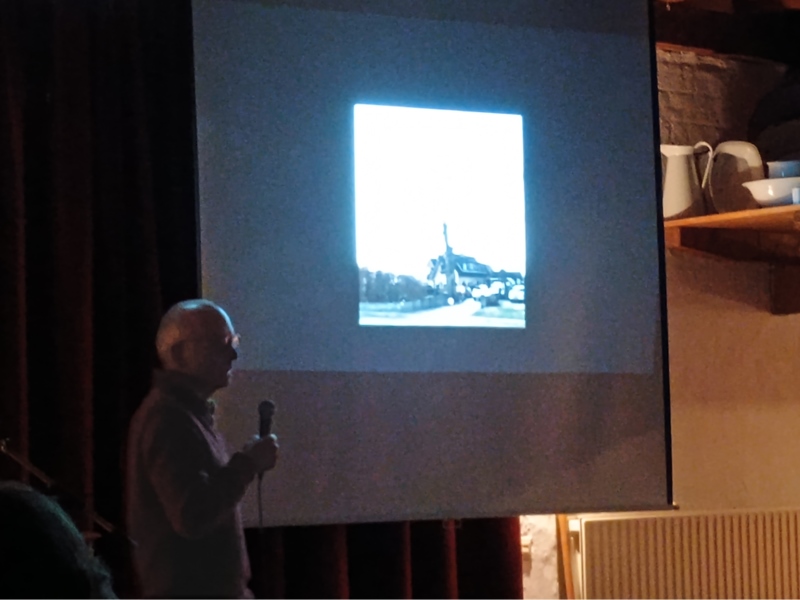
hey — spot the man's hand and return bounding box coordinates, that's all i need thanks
[242,434,279,473]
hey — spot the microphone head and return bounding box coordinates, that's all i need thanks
[258,400,276,437]
[258,400,276,418]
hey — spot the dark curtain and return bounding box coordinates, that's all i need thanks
[0,1,523,598]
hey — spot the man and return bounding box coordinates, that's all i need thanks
[126,299,278,599]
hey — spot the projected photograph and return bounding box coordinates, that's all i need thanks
[355,104,527,328]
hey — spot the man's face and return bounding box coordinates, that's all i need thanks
[178,308,240,391]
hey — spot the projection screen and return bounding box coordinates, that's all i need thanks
[192,0,671,526]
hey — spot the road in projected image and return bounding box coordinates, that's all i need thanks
[360,296,525,327]
[354,103,527,329]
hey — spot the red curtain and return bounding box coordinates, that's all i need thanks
[0,1,522,597]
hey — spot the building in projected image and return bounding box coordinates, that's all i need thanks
[426,223,523,304]
[359,222,526,328]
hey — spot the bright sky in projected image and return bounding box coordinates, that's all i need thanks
[354,104,526,280]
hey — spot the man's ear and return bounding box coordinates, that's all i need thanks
[167,341,188,369]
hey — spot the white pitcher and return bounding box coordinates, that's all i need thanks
[661,142,713,219]
[707,140,764,213]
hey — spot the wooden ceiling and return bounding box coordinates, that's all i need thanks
[657,0,800,11]
[654,0,800,63]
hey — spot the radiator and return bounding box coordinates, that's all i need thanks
[573,509,800,599]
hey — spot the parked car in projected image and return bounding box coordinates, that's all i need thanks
[471,283,500,307]
[508,284,525,302]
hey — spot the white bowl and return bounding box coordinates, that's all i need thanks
[742,177,800,207]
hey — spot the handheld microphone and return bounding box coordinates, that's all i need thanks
[258,400,275,438]
[256,401,276,529]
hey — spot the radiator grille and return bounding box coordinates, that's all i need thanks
[582,510,800,598]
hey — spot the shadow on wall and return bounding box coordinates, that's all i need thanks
[666,249,770,312]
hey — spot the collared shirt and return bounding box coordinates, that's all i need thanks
[126,370,256,598]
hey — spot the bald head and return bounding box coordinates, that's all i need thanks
[156,300,227,364]
[155,300,239,390]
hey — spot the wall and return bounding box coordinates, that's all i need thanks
[658,46,800,510]
[667,252,800,509]
[657,47,785,146]
[522,47,791,597]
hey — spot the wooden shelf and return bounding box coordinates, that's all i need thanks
[663,205,800,260]
[664,204,800,232]
[664,205,800,314]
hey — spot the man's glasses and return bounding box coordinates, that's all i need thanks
[227,333,241,351]
[183,333,241,351]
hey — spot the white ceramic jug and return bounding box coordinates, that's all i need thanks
[707,140,764,213]
[661,142,713,219]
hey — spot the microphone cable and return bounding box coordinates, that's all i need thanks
[257,472,264,529]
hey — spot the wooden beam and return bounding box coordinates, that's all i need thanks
[656,41,724,56]
[769,264,800,314]
[735,0,800,11]
[654,1,800,63]
[667,225,800,257]
[666,224,800,314]
[666,228,770,259]
[689,0,735,12]
[556,515,575,600]
[663,0,800,11]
